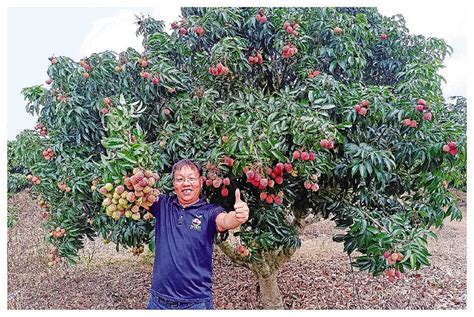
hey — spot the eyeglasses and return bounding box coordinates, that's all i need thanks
[174,177,199,184]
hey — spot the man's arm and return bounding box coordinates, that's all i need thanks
[216,189,249,232]
[143,195,160,216]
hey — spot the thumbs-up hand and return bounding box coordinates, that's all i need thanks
[234,188,249,224]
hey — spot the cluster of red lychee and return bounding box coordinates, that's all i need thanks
[193,25,205,36]
[50,226,66,239]
[384,250,404,265]
[255,9,268,23]
[171,18,189,36]
[248,52,263,65]
[380,33,388,40]
[283,21,300,37]
[243,163,292,205]
[442,141,458,156]
[383,251,404,282]
[208,63,229,76]
[56,94,68,103]
[101,97,112,115]
[79,59,92,78]
[90,178,100,192]
[223,156,235,167]
[38,197,50,219]
[38,198,49,210]
[415,99,432,121]
[45,78,53,85]
[131,245,145,256]
[245,163,290,190]
[203,161,232,197]
[354,99,370,116]
[57,181,71,193]
[293,150,316,161]
[138,57,148,68]
[320,139,335,150]
[27,174,41,185]
[99,168,160,221]
[307,70,321,78]
[49,56,58,65]
[259,191,284,205]
[402,118,418,128]
[304,175,320,192]
[35,123,48,136]
[42,147,55,160]
[385,268,401,283]
[47,246,61,266]
[334,27,343,35]
[139,71,160,85]
[282,43,298,59]
[79,59,92,72]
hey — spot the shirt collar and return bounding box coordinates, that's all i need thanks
[171,195,207,209]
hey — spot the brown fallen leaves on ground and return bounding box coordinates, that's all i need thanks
[7,190,466,309]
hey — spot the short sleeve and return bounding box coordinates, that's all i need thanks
[150,194,166,218]
[208,204,226,234]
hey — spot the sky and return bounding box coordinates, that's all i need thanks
[4,2,470,141]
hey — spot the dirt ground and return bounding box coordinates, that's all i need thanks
[7,189,467,309]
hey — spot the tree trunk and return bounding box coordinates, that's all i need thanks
[256,272,284,309]
[216,241,296,309]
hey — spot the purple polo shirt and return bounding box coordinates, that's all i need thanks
[149,194,225,302]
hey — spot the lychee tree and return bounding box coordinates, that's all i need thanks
[15,7,466,309]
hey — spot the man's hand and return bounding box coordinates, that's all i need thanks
[216,189,249,232]
[234,189,249,224]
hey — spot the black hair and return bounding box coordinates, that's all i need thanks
[171,159,202,178]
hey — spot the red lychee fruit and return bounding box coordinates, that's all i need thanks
[301,152,310,161]
[221,187,229,197]
[422,112,432,121]
[274,196,283,205]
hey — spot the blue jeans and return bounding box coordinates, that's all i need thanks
[147,293,214,310]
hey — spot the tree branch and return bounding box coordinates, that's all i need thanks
[216,240,252,270]
[359,209,388,233]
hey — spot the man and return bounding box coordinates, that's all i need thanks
[146,159,249,309]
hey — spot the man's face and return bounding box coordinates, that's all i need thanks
[173,165,203,206]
